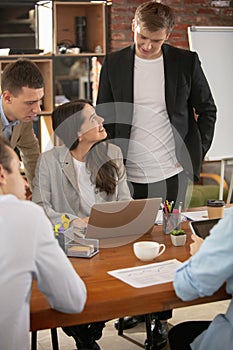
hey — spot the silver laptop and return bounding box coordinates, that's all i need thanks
[85,198,162,248]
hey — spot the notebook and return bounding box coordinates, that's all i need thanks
[85,197,162,248]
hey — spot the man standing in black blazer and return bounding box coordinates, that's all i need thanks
[97,1,216,349]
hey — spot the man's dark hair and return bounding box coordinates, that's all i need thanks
[135,1,175,34]
[0,137,12,173]
[1,58,44,96]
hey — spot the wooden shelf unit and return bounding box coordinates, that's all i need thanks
[53,1,106,55]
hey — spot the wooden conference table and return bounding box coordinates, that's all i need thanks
[30,217,230,332]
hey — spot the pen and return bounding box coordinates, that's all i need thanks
[165,200,170,213]
[178,201,183,214]
[170,200,174,212]
[163,201,169,216]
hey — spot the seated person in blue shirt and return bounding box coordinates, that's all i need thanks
[168,210,233,350]
[32,99,131,350]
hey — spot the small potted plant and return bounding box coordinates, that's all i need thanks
[170,229,187,246]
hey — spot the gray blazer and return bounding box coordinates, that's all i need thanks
[32,142,131,225]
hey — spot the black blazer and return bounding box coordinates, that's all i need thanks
[97,44,217,181]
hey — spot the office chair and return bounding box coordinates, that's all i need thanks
[117,314,154,349]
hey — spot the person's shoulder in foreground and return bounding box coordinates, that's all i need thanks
[0,194,87,311]
[171,209,233,350]
[0,136,86,350]
[174,208,233,301]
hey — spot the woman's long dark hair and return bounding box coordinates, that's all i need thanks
[52,99,121,195]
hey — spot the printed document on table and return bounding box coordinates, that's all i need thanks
[182,210,208,221]
[108,259,182,288]
[182,207,231,221]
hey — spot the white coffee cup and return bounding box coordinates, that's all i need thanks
[133,241,166,262]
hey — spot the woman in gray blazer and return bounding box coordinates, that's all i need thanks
[33,99,131,227]
[32,99,131,350]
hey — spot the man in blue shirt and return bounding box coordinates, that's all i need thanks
[0,58,43,187]
[169,210,233,349]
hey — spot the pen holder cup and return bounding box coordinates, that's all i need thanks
[163,212,181,234]
[55,227,74,252]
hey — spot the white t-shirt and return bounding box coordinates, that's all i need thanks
[72,158,95,216]
[0,194,87,350]
[126,55,182,183]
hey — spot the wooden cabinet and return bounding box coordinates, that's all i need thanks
[37,1,108,56]
[53,1,106,55]
[36,0,108,102]
[0,57,53,115]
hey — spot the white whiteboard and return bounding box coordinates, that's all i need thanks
[188,26,233,161]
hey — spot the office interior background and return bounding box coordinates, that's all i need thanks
[1,0,232,200]
[0,0,232,50]
[0,1,233,349]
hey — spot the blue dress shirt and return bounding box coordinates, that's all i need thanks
[174,208,233,349]
[0,96,19,141]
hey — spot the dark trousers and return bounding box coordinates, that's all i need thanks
[128,171,188,209]
[62,321,105,347]
[168,321,211,349]
[128,171,188,321]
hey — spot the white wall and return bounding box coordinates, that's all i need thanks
[188,26,233,161]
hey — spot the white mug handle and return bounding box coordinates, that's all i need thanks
[157,244,166,256]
